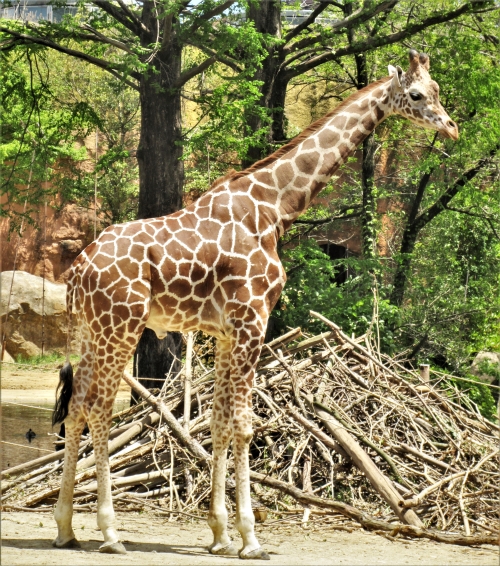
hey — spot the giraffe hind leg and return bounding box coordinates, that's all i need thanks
[53,336,94,550]
[86,345,137,554]
[53,407,86,548]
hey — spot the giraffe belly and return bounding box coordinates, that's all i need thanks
[145,295,227,339]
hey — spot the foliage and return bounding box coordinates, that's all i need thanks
[183,70,271,169]
[444,372,498,423]
[53,56,141,225]
[396,207,500,371]
[0,49,95,229]
[272,238,399,352]
[1,48,141,227]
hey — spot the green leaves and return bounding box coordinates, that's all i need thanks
[271,239,399,352]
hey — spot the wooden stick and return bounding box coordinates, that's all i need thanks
[0,440,89,480]
[248,471,498,546]
[78,468,181,493]
[458,470,471,536]
[321,338,370,390]
[122,371,210,462]
[394,443,458,473]
[77,411,160,470]
[401,449,499,508]
[311,312,403,379]
[312,402,423,527]
[314,400,409,488]
[265,327,302,351]
[264,349,331,385]
[287,405,350,461]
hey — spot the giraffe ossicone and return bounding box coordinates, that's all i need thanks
[52,50,457,558]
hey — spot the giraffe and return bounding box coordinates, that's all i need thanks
[52,50,458,559]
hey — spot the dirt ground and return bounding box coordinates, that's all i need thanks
[1,511,498,566]
[1,367,498,565]
[0,363,131,394]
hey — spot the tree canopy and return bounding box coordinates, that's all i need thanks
[1,1,499,408]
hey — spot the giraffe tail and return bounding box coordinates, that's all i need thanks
[53,362,73,426]
[52,271,76,426]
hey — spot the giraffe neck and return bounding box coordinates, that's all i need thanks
[246,77,393,233]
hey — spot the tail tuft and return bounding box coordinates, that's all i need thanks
[52,362,74,426]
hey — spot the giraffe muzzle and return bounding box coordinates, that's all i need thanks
[441,119,459,140]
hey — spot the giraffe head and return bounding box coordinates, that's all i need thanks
[388,49,459,140]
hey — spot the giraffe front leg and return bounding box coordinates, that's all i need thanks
[231,344,269,560]
[233,413,269,560]
[208,420,238,556]
[208,340,238,556]
[53,411,85,549]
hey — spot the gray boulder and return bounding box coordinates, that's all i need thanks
[1,270,73,358]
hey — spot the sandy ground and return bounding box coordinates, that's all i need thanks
[1,363,131,405]
[1,511,498,566]
[1,367,498,565]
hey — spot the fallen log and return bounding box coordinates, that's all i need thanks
[77,411,160,470]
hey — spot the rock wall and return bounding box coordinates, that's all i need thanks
[1,202,97,284]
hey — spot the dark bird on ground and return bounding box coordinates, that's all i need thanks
[25,428,36,442]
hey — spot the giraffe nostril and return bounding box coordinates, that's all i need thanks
[448,121,456,129]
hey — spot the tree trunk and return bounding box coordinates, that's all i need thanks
[243,1,283,167]
[131,329,182,405]
[269,73,289,144]
[390,228,419,308]
[137,42,184,218]
[133,4,184,402]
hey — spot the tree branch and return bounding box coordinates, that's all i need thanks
[284,2,487,80]
[91,0,143,36]
[444,206,500,240]
[175,56,217,88]
[189,0,236,34]
[407,133,439,226]
[295,206,362,226]
[0,27,140,89]
[284,0,398,55]
[414,143,500,231]
[186,41,242,73]
[79,23,137,55]
[389,143,500,307]
[115,0,146,33]
[284,2,331,43]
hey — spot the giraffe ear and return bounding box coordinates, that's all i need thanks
[388,65,403,89]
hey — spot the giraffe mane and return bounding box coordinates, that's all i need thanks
[210,77,389,188]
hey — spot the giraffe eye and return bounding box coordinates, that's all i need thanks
[409,92,422,101]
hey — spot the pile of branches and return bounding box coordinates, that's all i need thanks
[2,312,498,546]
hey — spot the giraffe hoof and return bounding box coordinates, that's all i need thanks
[99,541,127,554]
[239,547,270,560]
[208,542,239,556]
[52,537,81,549]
